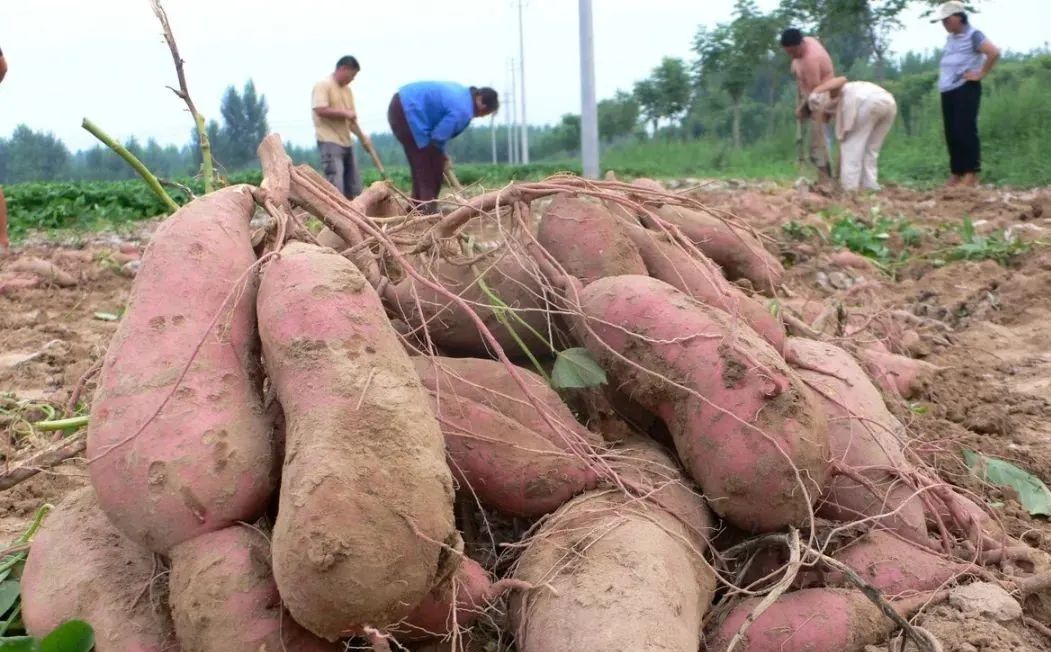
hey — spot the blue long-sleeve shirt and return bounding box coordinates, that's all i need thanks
[397,81,475,152]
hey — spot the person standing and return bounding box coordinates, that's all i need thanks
[387,82,498,212]
[808,78,898,192]
[312,55,373,199]
[781,28,836,185]
[0,44,8,254]
[935,1,1001,187]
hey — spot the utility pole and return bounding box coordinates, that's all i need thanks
[509,57,519,165]
[579,0,599,178]
[505,80,513,164]
[491,116,497,164]
[517,0,530,164]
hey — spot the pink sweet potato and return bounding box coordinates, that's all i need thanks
[820,530,972,595]
[169,525,339,652]
[87,185,275,553]
[537,194,647,285]
[577,275,829,532]
[8,256,77,287]
[412,355,604,449]
[617,220,786,352]
[388,245,553,358]
[647,205,784,294]
[21,487,179,652]
[858,346,937,399]
[424,389,599,517]
[787,337,929,544]
[391,556,493,643]
[706,588,933,652]
[510,438,716,652]
[258,242,457,640]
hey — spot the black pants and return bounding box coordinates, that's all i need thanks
[387,93,444,213]
[941,81,982,175]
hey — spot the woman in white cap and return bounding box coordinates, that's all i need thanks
[808,78,897,192]
[935,1,1001,187]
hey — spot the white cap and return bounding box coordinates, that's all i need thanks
[932,1,966,22]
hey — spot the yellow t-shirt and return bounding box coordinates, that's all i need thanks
[312,75,356,147]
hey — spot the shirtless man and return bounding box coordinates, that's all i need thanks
[781,28,836,185]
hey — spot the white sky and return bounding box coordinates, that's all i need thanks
[1,0,1047,151]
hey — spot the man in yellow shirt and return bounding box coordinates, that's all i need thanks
[312,55,373,199]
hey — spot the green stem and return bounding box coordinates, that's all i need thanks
[194,113,215,193]
[82,118,180,213]
[33,415,89,432]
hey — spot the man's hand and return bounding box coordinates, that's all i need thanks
[963,70,983,82]
[343,108,358,122]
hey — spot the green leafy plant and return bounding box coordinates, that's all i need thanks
[963,449,1051,517]
[551,348,607,389]
[947,217,1030,266]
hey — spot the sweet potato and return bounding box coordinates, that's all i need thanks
[21,487,179,651]
[510,438,716,652]
[8,256,77,287]
[537,194,647,284]
[706,588,934,652]
[388,245,553,358]
[617,220,786,352]
[87,185,275,553]
[820,530,972,595]
[858,346,937,399]
[424,389,599,517]
[787,337,929,544]
[169,525,339,652]
[411,355,603,448]
[577,275,829,532]
[647,205,784,294]
[258,242,457,640]
[391,556,492,643]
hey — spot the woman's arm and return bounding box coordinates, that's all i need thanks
[812,76,847,95]
[965,40,1001,81]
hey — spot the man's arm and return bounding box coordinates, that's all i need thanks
[313,106,355,121]
[348,119,371,148]
[812,76,847,95]
[429,110,470,151]
[965,40,1001,81]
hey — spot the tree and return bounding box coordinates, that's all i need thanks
[598,91,639,143]
[694,1,779,149]
[217,80,269,169]
[634,57,691,136]
[3,125,70,182]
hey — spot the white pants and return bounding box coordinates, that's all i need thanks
[839,94,897,191]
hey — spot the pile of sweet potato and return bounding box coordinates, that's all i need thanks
[18,142,1050,652]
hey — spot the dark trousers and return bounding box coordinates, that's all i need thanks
[318,141,362,199]
[388,93,445,212]
[941,81,982,175]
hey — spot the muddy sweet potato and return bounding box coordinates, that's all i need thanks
[820,531,973,595]
[169,525,339,652]
[391,556,493,643]
[787,337,929,544]
[510,438,716,652]
[617,220,786,352]
[858,346,937,399]
[21,487,179,651]
[424,389,599,517]
[577,275,829,532]
[258,242,457,640]
[646,205,784,294]
[411,356,604,449]
[537,194,647,285]
[388,246,553,358]
[87,185,275,553]
[706,588,934,652]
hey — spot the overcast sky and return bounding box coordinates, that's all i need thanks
[1,0,1047,151]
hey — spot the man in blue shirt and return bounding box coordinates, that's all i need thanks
[387,82,498,212]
